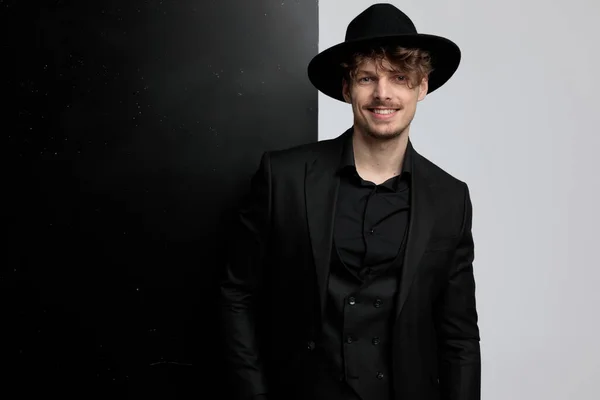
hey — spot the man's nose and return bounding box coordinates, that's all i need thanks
[374,78,391,99]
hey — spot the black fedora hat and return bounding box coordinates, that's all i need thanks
[307,3,461,102]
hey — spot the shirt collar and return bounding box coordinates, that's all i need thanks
[337,132,414,180]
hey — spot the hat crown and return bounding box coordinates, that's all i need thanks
[345,3,417,42]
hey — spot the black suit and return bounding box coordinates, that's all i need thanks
[219,128,481,400]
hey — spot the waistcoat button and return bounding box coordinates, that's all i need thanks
[348,296,356,305]
[377,372,384,379]
[374,298,383,308]
[372,337,380,345]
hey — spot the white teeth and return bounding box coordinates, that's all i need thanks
[373,109,396,114]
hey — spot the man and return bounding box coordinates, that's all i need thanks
[219,3,481,400]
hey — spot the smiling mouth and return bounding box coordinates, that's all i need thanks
[369,108,399,115]
[367,108,400,118]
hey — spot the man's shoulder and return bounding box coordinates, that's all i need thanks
[416,151,469,191]
[266,135,341,167]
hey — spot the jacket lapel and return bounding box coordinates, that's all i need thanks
[305,129,350,322]
[395,149,435,320]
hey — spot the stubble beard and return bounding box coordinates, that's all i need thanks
[358,112,413,142]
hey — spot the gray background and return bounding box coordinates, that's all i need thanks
[319,1,600,399]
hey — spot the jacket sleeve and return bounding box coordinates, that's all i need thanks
[219,151,272,400]
[434,182,481,400]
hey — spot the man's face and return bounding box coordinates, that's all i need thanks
[342,57,428,141]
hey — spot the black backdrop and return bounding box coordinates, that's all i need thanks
[3,0,317,397]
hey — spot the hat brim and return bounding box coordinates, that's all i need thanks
[307,34,461,102]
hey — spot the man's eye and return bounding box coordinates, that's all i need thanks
[359,77,372,82]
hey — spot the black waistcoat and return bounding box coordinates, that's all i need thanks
[317,229,408,400]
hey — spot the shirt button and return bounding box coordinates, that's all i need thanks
[377,372,384,379]
[374,298,383,308]
[372,337,380,345]
[348,296,356,306]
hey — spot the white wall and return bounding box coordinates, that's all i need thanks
[318,1,600,399]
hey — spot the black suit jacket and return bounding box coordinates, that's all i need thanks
[219,128,481,400]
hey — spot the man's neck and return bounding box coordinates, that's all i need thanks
[352,127,409,179]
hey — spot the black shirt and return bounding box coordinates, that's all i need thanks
[334,134,412,282]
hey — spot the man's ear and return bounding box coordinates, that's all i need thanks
[342,79,352,103]
[417,77,429,102]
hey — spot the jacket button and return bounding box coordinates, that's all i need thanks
[372,337,380,345]
[374,298,383,308]
[307,340,315,350]
[376,372,384,379]
[348,296,356,305]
